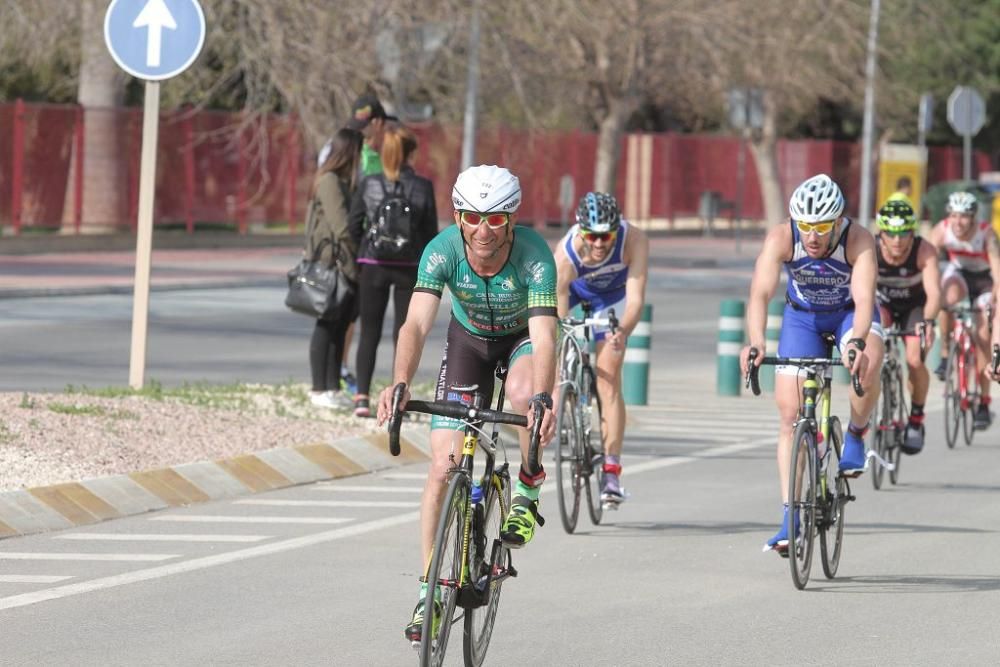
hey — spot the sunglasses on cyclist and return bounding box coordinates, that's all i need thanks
[459,210,511,230]
[795,220,836,236]
[581,230,616,243]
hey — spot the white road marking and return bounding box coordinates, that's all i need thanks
[309,485,423,493]
[53,533,270,543]
[0,575,73,584]
[0,553,178,562]
[378,473,427,480]
[148,515,354,525]
[233,499,416,508]
[0,512,418,610]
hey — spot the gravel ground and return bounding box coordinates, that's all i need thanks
[0,385,389,492]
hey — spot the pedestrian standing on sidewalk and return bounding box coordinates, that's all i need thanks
[305,128,364,409]
[348,124,438,417]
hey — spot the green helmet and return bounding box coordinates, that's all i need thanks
[876,199,917,233]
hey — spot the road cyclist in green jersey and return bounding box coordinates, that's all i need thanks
[375,164,559,648]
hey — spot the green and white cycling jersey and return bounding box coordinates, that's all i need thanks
[413,225,558,335]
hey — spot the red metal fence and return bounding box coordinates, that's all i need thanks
[0,100,993,235]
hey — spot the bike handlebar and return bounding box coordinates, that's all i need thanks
[561,308,619,335]
[744,348,864,397]
[386,383,543,474]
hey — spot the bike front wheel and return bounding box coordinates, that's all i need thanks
[582,367,605,525]
[554,386,582,534]
[962,347,977,446]
[944,345,960,449]
[419,473,466,667]
[889,367,905,485]
[819,418,847,579]
[870,369,891,491]
[463,470,511,666]
[788,420,817,590]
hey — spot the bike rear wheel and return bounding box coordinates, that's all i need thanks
[420,473,466,667]
[554,387,582,533]
[870,369,891,491]
[463,470,511,666]
[582,367,605,525]
[944,344,960,449]
[889,367,905,485]
[820,418,847,579]
[788,420,817,590]
[962,347,977,446]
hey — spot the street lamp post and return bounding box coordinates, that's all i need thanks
[858,0,881,229]
[460,0,480,171]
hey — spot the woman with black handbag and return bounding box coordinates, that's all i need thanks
[304,128,363,409]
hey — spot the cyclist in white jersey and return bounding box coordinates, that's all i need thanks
[929,191,999,429]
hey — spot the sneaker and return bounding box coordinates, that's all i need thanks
[310,390,353,410]
[974,403,992,430]
[934,358,948,382]
[765,507,800,554]
[901,422,925,455]
[404,598,441,645]
[500,496,544,548]
[353,396,371,418]
[839,430,866,477]
[600,472,624,506]
[340,366,358,396]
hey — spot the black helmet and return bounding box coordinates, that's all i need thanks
[575,192,621,233]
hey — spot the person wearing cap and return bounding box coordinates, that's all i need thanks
[553,192,649,508]
[374,165,558,647]
[874,198,941,454]
[346,93,390,177]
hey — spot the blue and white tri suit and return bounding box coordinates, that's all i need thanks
[561,220,630,341]
[777,218,883,376]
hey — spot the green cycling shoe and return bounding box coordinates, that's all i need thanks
[404,597,441,645]
[500,495,544,548]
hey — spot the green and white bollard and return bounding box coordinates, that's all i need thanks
[717,300,745,396]
[623,304,652,405]
[761,299,784,393]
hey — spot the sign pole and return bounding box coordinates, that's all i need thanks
[129,81,161,389]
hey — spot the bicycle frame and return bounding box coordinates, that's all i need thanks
[951,309,977,410]
[797,368,834,480]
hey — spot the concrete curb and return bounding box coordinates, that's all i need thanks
[0,424,431,540]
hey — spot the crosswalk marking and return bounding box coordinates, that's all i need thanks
[148,515,354,525]
[234,499,416,509]
[0,553,178,562]
[53,533,270,543]
[309,485,423,493]
[0,575,73,584]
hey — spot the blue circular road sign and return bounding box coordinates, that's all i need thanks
[104,0,206,81]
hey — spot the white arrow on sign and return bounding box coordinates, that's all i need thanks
[133,0,177,68]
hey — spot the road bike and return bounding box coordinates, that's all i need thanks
[553,304,618,533]
[869,323,927,490]
[943,305,982,448]
[746,344,861,590]
[387,371,543,667]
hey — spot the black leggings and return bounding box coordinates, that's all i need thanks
[310,315,350,392]
[355,263,417,396]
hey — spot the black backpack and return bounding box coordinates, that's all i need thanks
[366,179,416,261]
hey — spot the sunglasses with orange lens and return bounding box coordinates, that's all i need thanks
[460,211,511,229]
[581,230,615,243]
[795,220,836,236]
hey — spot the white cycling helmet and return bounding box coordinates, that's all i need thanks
[789,173,846,222]
[946,191,979,214]
[452,165,521,214]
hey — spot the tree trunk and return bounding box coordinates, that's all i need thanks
[63,0,126,233]
[749,91,785,227]
[593,98,630,194]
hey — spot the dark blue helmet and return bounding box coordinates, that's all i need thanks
[575,192,621,233]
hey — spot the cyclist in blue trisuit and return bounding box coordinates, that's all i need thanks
[374,165,558,647]
[554,192,649,506]
[740,174,884,553]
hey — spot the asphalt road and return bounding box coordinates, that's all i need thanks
[3,264,1000,664]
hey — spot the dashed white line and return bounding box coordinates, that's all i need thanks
[53,533,270,543]
[234,499,416,508]
[148,515,354,525]
[0,553,178,562]
[0,575,73,584]
[309,485,423,493]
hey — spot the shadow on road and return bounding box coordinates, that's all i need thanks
[569,520,991,539]
[806,573,1000,594]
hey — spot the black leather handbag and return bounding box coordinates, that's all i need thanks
[285,198,355,319]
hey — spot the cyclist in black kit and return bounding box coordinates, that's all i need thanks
[875,199,941,453]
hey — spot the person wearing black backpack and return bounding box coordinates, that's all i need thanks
[348,124,438,417]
